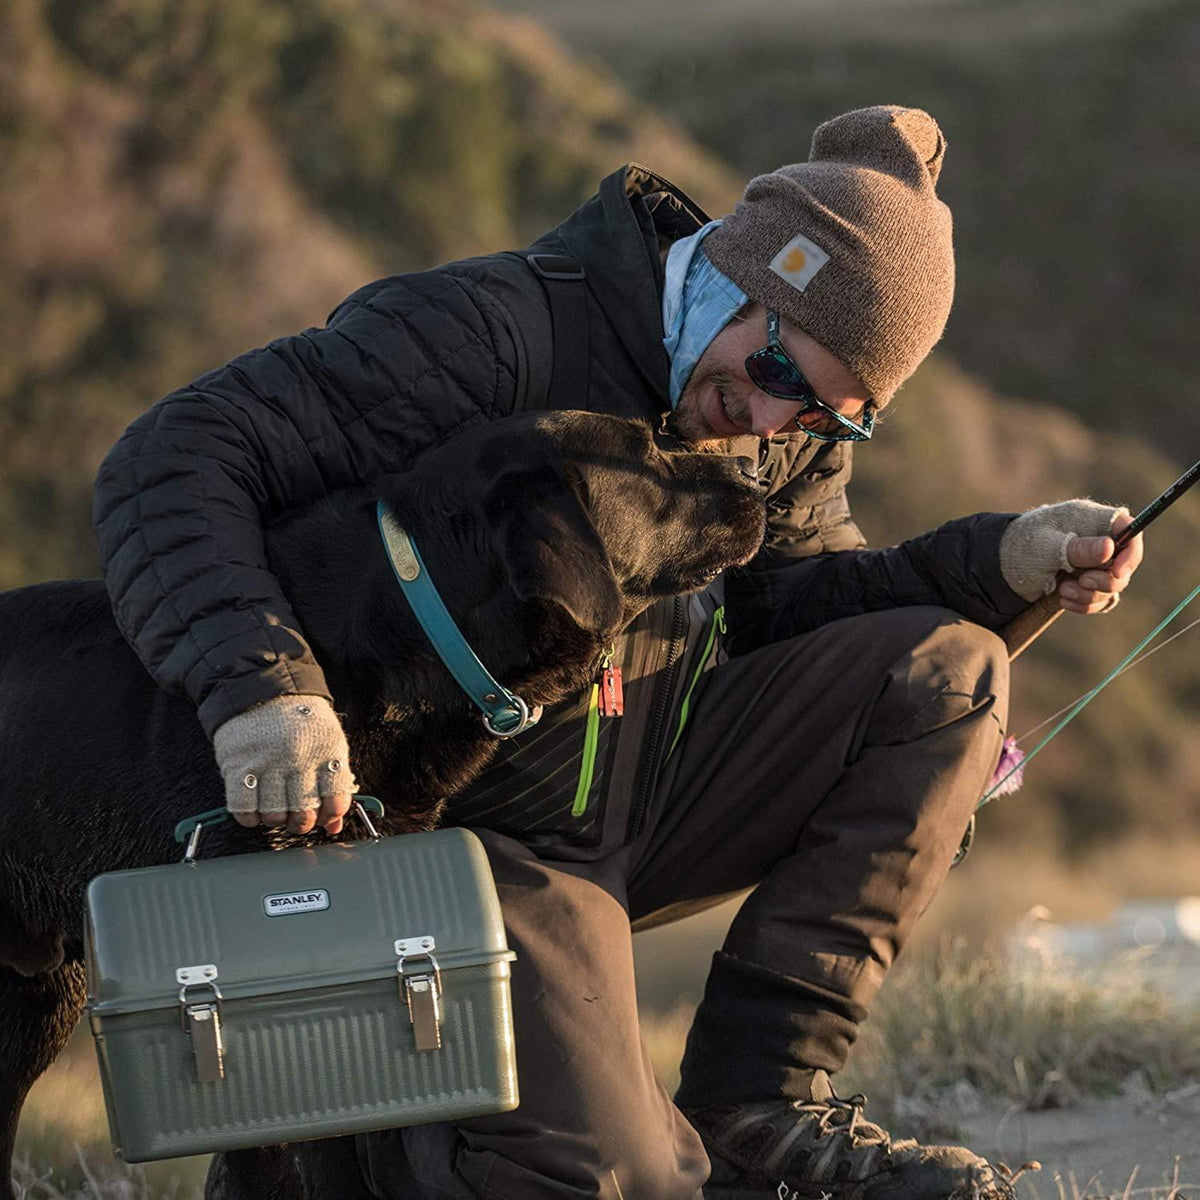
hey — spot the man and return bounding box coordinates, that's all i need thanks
[95,106,1141,1198]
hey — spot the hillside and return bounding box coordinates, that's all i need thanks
[0,0,738,585]
[0,0,1195,851]
[495,0,1200,460]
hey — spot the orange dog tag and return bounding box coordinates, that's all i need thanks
[599,666,624,717]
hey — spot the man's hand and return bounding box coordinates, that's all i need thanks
[999,498,1145,612]
[1058,509,1144,614]
[212,695,357,835]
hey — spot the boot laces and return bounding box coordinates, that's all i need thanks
[795,1091,892,1151]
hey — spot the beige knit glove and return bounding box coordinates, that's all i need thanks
[999,499,1125,602]
[213,695,357,830]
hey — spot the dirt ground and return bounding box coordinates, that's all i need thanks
[959,1087,1200,1197]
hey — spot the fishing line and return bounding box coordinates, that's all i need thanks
[978,582,1200,809]
[1013,613,1200,744]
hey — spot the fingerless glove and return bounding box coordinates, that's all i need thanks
[213,695,356,816]
[999,499,1123,602]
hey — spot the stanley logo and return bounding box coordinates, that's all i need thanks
[263,888,330,916]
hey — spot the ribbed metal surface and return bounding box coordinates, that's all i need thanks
[364,837,500,951]
[87,829,518,1161]
[103,971,517,1160]
[92,869,222,1003]
[87,828,508,1004]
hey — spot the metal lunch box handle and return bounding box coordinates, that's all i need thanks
[173,796,387,862]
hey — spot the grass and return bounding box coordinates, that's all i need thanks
[1027,1161,1195,1200]
[841,937,1200,1110]
[640,936,1200,1199]
[11,1153,201,1200]
[1020,1172,1192,1200]
[15,933,1200,1197]
[14,1036,208,1200]
[642,936,1200,1112]
[1015,1158,1195,1200]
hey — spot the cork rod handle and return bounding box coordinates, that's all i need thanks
[1002,591,1065,661]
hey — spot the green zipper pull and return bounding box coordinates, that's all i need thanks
[572,682,602,817]
[572,647,616,818]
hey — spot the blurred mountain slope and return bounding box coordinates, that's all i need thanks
[0,0,738,585]
[494,0,1200,458]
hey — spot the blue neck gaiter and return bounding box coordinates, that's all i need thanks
[661,220,749,407]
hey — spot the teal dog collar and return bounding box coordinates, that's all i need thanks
[376,501,542,737]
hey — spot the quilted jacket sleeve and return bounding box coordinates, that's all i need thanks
[731,514,1028,654]
[94,270,519,737]
[727,440,1027,653]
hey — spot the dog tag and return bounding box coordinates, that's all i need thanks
[599,666,624,717]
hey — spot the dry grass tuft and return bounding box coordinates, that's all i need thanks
[1022,1155,1194,1199]
[842,937,1200,1113]
[14,1034,207,1200]
[643,938,1200,1115]
[11,1150,200,1200]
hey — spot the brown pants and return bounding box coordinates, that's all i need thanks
[357,607,1008,1199]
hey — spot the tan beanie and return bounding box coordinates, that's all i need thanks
[703,105,954,405]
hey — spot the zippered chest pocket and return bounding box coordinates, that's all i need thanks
[444,673,621,850]
[445,597,685,861]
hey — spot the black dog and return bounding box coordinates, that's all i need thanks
[0,411,765,1200]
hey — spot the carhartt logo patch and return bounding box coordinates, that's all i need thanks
[768,233,830,292]
[263,889,330,916]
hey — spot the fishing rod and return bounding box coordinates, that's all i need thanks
[953,458,1200,867]
[1002,457,1200,660]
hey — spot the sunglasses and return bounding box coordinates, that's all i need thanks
[744,311,874,442]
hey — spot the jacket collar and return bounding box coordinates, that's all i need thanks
[530,164,712,403]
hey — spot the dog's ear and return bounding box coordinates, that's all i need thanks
[492,467,624,638]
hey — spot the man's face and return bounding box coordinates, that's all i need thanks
[670,303,874,445]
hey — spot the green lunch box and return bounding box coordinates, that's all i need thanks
[84,811,519,1163]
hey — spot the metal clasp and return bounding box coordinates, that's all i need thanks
[482,695,543,738]
[395,936,442,1051]
[352,798,381,841]
[177,964,224,1082]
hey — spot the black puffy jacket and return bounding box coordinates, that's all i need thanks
[94,164,1024,855]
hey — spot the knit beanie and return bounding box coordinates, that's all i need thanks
[703,105,953,405]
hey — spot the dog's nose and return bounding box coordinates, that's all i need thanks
[734,456,759,482]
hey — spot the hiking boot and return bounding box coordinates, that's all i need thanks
[682,1071,1014,1200]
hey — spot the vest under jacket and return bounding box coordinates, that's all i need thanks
[94,164,1025,860]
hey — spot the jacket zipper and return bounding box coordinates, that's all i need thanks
[625,596,688,842]
[663,605,725,763]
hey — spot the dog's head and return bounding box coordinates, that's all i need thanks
[265,411,765,807]
[385,411,766,643]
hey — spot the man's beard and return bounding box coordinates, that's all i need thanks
[659,408,740,456]
[663,371,750,455]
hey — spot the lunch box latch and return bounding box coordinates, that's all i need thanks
[177,964,225,1083]
[395,936,442,1052]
